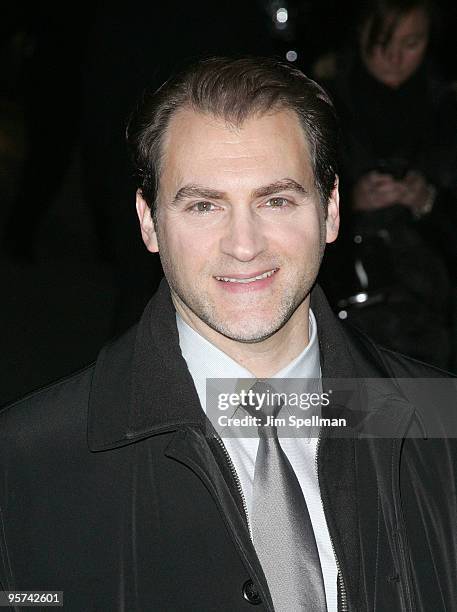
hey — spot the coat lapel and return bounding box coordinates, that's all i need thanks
[311,284,416,609]
[88,280,206,451]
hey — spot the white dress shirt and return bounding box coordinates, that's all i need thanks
[177,310,338,611]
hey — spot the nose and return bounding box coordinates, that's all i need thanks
[219,207,267,262]
[384,43,403,67]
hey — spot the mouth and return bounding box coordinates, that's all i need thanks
[214,268,278,284]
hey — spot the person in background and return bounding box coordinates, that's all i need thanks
[318,0,457,370]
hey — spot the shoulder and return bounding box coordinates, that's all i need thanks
[376,345,454,378]
[342,325,457,443]
[427,65,457,111]
[0,364,96,450]
[343,321,454,379]
[0,324,139,436]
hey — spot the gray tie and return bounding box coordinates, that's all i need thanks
[246,381,328,612]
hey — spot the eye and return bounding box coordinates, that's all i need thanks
[189,201,217,213]
[264,197,290,209]
[404,38,421,50]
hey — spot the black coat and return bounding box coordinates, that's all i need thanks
[1,281,456,611]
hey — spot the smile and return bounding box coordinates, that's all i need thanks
[215,269,278,284]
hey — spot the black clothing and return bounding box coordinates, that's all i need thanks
[332,59,457,191]
[321,58,457,369]
[1,281,456,611]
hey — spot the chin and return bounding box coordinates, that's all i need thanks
[208,310,294,344]
[218,325,279,344]
[380,72,410,88]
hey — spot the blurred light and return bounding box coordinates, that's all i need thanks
[286,50,298,62]
[354,292,368,304]
[354,234,362,244]
[276,8,288,23]
[338,310,348,320]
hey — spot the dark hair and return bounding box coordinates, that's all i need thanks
[359,0,432,53]
[126,56,338,217]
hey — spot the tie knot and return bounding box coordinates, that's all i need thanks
[240,380,283,434]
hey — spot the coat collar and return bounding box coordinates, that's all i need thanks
[87,279,412,451]
[88,279,204,451]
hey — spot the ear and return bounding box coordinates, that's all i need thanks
[325,176,340,244]
[136,190,159,253]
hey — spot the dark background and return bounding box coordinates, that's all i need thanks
[1,0,456,405]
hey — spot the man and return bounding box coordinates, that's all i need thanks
[0,57,456,611]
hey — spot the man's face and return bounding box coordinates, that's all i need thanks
[361,8,429,89]
[137,108,339,343]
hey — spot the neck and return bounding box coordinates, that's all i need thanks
[173,296,311,378]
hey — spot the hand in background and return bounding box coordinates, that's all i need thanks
[352,172,406,211]
[396,171,432,214]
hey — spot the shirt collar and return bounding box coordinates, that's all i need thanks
[272,308,320,380]
[177,309,321,411]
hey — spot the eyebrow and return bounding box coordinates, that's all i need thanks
[171,178,308,205]
[172,185,226,204]
[252,179,308,199]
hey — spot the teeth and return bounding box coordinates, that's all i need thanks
[216,269,277,283]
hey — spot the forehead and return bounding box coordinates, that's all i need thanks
[159,107,313,193]
[376,7,429,41]
[393,8,429,36]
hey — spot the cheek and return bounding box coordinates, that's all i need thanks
[269,216,323,256]
[372,54,388,75]
[405,46,426,70]
[363,54,386,82]
[159,223,215,276]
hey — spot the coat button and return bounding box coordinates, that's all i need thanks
[242,579,262,605]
